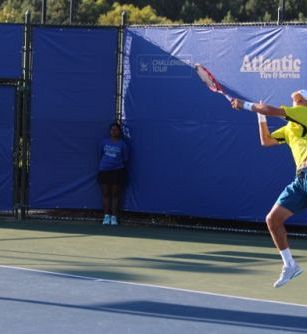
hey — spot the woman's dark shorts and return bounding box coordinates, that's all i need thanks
[97,168,125,186]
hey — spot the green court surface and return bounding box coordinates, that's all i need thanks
[0,220,306,306]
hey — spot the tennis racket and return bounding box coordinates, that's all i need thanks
[195,64,232,102]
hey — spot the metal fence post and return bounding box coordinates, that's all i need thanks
[278,0,285,24]
[69,0,75,25]
[41,0,47,24]
[115,11,127,125]
[19,10,32,220]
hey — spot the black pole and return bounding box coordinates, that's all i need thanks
[115,11,127,125]
[281,0,285,17]
[69,0,74,24]
[278,0,285,24]
[41,0,47,24]
[19,10,32,220]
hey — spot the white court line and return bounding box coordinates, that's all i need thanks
[1,264,306,309]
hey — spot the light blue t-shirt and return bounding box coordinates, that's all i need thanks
[99,138,129,171]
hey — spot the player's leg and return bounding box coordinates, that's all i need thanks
[266,181,304,288]
[266,203,293,251]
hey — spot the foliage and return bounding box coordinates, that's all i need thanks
[76,0,110,25]
[0,0,42,23]
[0,0,306,25]
[98,2,173,25]
[193,17,215,25]
[222,10,237,23]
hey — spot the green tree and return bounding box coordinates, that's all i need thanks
[45,0,71,24]
[98,2,174,25]
[284,0,307,21]
[115,0,186,22]
[262,11,272,22]
[1,0,306,25]
[180,0,202,23]
[298,12,307,22]
[76,0,110,25]
[193,16,215,24]
[194,0,229,22]
[245,0,278,21]
[0,0,42,23]
[0,4,18,22]
[222,10,237,23]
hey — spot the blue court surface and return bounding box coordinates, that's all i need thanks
[0,265,306,334]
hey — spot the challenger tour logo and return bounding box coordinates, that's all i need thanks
[240,54,301,79]
[137,54,192,78]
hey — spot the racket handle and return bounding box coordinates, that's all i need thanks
[224,94,232,102]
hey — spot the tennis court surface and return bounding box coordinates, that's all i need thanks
[0,220,306,333]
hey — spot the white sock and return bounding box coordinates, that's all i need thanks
[280,248,295,267]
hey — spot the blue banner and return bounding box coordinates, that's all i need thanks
[122,26,307,225]
[29,27,118,208]
[0,24,23,78]
[0,24,22,211]
[0,87,16,210]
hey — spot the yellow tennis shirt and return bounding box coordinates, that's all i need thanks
[271,105,307,169]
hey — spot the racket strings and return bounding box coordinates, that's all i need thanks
[195,63,232,101]
[197,67,221,93]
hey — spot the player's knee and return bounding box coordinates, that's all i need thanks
[266,209,287,231]
[266,211,280,231]
[266,212,274,230]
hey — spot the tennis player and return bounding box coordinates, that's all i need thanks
[98,123,129,226]
[231,90,307,288]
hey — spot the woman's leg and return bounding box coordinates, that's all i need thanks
[102,184,111,215]
[111,185,121,217]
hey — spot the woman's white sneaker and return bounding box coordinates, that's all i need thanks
[102,214,110,225]
[111,215,118,225]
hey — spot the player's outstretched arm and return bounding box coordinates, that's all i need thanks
[231,98,286,117]
[231,99,279,146]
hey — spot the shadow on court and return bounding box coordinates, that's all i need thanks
[89,301,307,333]
[161,251,306,262]
[0,296,307,333]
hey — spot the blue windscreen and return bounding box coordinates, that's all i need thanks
[0,24,23,78]
[0,87,16,210]
[0,24,23,211]
[122,26,307,225]
[29,27,118,208]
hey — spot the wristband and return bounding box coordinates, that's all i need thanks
[243,101,254,111]
[257,113,267,123]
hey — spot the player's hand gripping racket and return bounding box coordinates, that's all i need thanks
[195,64,232,102]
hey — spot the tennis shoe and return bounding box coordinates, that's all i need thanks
[111,215,118,226]
[273,263,303,288]
[102,214,110,225]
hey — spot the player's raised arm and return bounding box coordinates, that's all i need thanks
[256,113,279,147]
